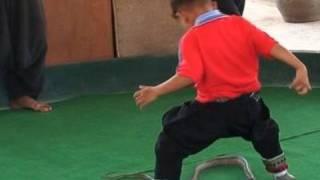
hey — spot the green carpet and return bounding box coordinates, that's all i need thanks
[0,88,319,180]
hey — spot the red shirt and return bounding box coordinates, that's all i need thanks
[177,14,277,103]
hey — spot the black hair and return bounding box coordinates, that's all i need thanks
[170,0,215,18]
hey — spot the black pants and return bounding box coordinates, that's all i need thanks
[155,94,283,180]
[0,0,47,100]
[217,0,246,15]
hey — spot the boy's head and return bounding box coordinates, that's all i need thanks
[171,0,218,28]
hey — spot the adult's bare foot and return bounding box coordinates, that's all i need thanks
[10,96,52,112]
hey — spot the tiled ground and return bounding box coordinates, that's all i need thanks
[244,0,320,52]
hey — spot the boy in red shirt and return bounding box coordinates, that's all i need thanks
[134,0,311,179]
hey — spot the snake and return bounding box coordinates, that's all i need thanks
[192,155,256,180]
[104,155,255,180]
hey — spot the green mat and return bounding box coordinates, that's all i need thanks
[0,88,319,180]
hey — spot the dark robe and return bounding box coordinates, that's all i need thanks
[0,0,47,100]
[217,0,246,15]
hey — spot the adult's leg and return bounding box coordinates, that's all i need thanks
[6,0,51,112]
[217,0,241,15]
[235,0,246,15]
[0,0,11,85]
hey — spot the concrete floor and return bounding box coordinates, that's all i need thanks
[244,0,320,52]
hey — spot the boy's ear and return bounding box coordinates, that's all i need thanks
[172,11,179,19]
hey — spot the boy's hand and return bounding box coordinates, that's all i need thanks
[270,44,312,95]
[134,85,160,109]
[290,67,312,95]
[133,75,193,110]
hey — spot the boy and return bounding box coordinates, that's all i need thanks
[0,0,51,112]
[134,0,311,179]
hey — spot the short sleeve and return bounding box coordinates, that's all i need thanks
[241,18,277,58]
[176,31,204,83]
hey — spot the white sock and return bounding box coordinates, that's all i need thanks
[273,170,288,177]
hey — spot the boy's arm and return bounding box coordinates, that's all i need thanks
[135,31,202,109]
[270,44,312,95]
[242,18,311,95]
[134,74,193,109]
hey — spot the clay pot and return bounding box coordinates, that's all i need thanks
[276,0,320,23]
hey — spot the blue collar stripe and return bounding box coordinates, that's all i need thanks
[195,10,225,26]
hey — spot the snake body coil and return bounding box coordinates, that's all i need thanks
[192,155,255,180]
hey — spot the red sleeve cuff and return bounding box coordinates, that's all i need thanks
[263,40,278,59]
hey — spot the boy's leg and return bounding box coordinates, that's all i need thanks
[154,132,189,180]
[155,101,228,180]
[248,97,295,179]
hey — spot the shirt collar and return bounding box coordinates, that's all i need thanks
[194,10,225,26]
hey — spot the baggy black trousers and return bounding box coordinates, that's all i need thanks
[0,0,47,100]
[155,93,283,180]
[218,0,246,15]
